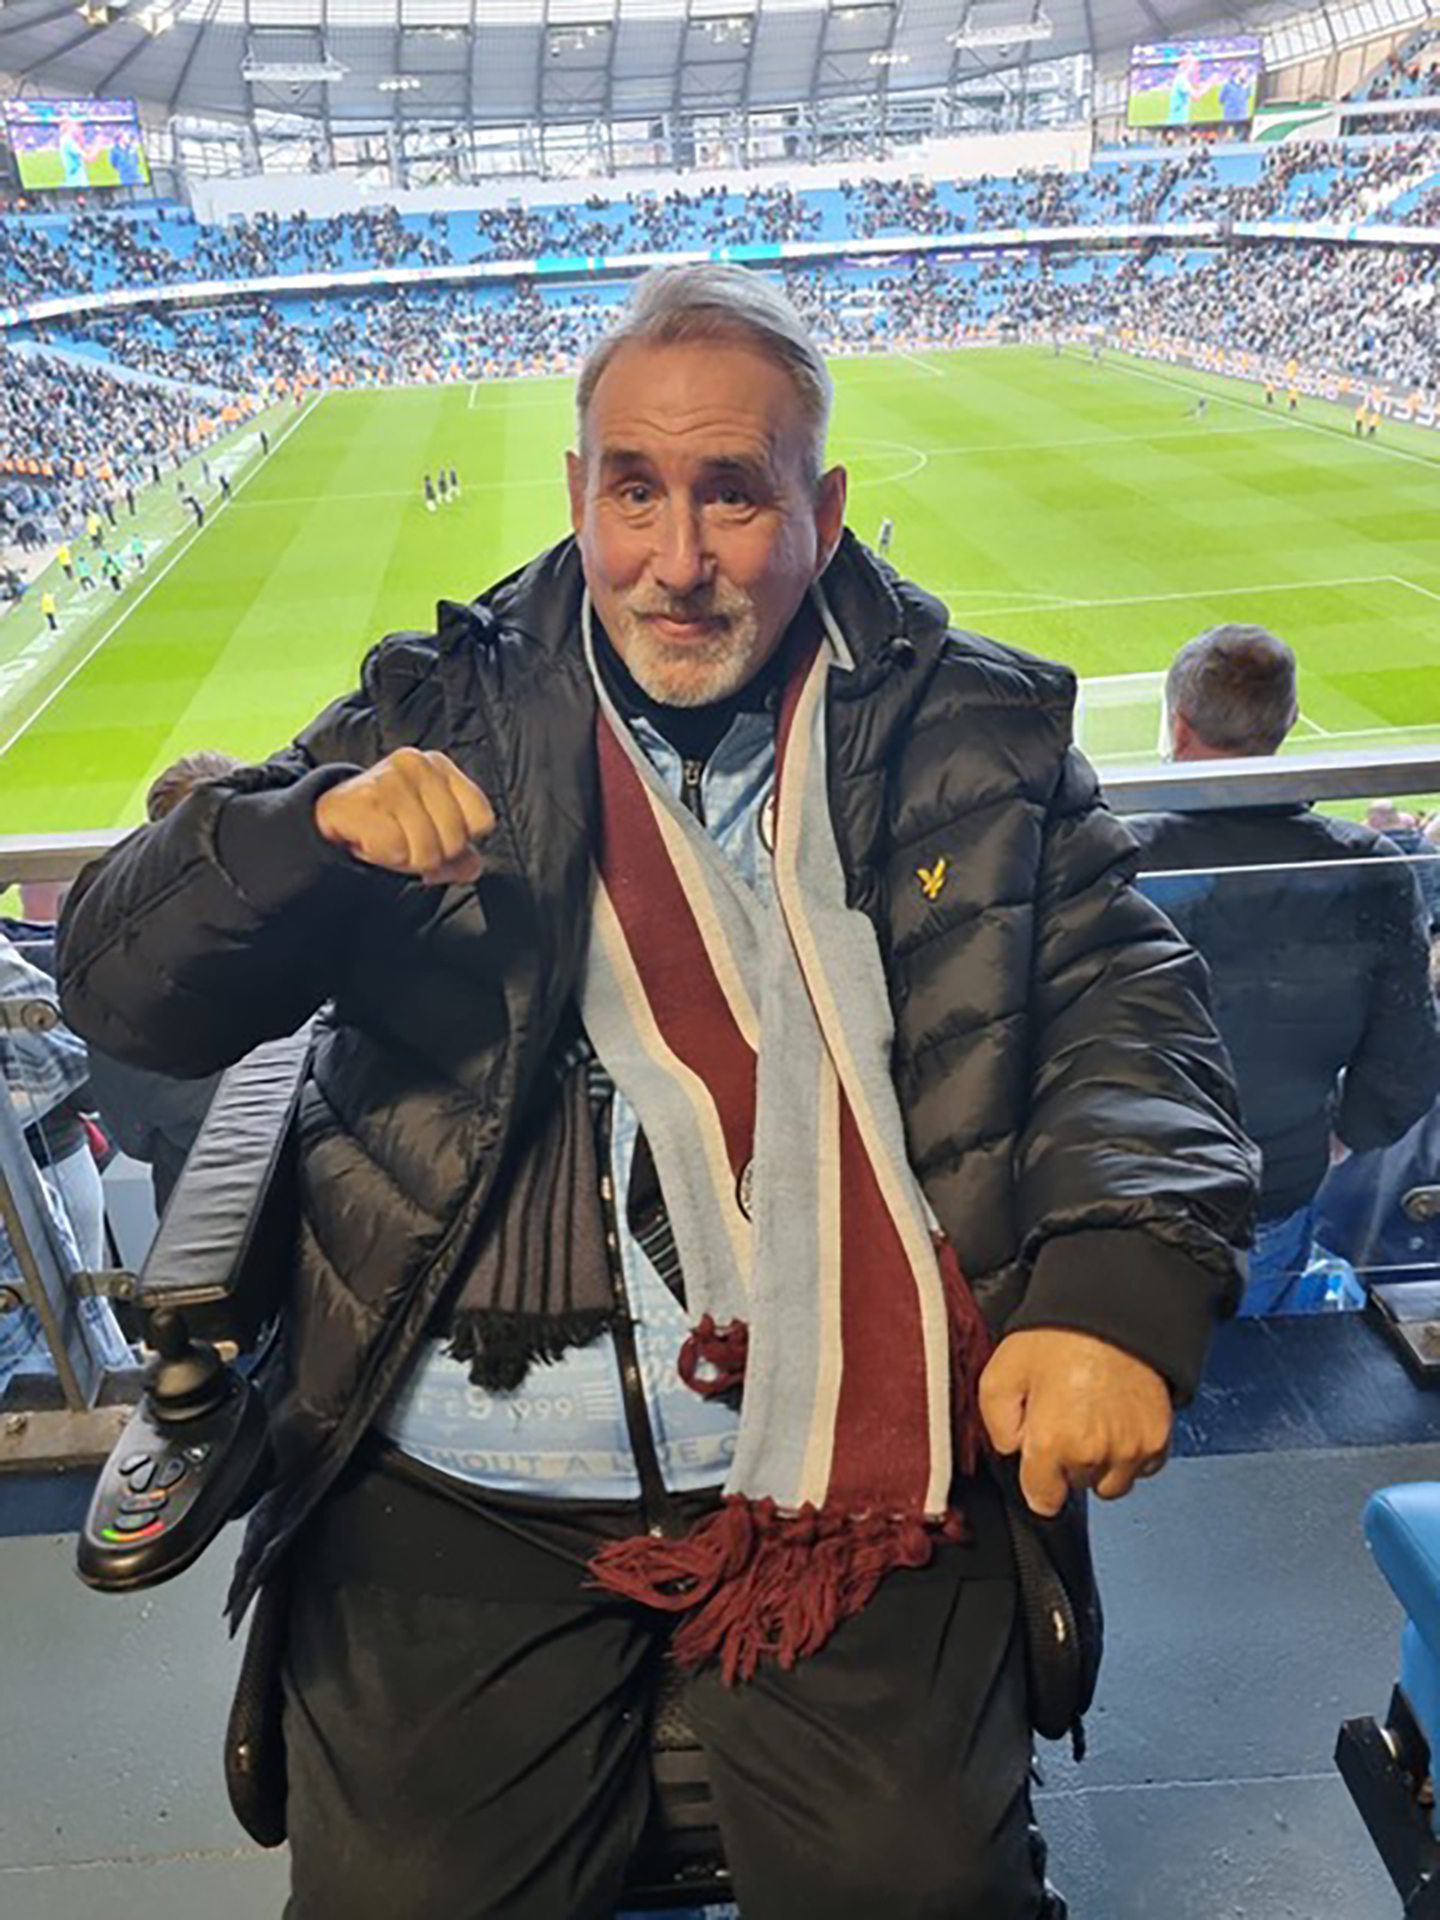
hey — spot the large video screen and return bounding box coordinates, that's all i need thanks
[1127,36,1263,129]
[3,98,151,190]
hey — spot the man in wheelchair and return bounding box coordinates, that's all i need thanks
[58,265,1259,1920]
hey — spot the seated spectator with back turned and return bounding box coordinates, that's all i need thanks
[1129,625,1440,1314]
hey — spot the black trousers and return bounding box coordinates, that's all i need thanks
[281,1449,1044,1920]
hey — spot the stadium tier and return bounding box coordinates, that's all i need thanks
[1349,26,1440,99]
[6,239,1435,403]
[1,132,1438,508]
[2,136,1440,306]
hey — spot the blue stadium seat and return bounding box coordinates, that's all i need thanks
[1370,1486,1440,1782]
[1337,1483,1440,1915]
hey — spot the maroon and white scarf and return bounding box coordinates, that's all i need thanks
[581,591,991,1683]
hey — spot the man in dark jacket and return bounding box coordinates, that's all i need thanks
[58,266,1256,1920]
[1129,623,1440,1315]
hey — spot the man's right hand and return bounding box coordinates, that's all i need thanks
[314,748,495,887]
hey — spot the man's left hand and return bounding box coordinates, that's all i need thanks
[978,1329,1173,1518]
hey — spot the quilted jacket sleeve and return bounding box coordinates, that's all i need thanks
[57,681,398,1080]
[1003,747,1261,1400]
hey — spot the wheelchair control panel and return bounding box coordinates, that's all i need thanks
[78,1307,271,1593]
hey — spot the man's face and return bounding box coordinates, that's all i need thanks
[567,338,846,707]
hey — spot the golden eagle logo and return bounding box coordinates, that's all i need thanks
[918,857,948,901]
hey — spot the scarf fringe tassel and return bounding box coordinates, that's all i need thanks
[446,1306,616,1394]
[677,1313,750,1398]
[589,1495,967,1687]
[593,1245,995,1685]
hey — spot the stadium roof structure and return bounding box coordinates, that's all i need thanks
[0,0,1316,129]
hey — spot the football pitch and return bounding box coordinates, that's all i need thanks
[2,343,1439,835]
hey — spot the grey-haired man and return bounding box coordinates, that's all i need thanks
[60,264,1256,1918]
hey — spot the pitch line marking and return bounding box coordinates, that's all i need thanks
[1096,726,1440,760]
[936,588,1075,604]
[949,573,1396,620]
[232,474,561,509]
[1391,575,1440,605]
[1081,669,1167,689]
[231,419,1290,516]
[841,421,1288,475]
[1077,672,1332,745]
[897,348,946,378]
[924,420,1289,458]
[460,378,569,412]
[0,399,322,764]
[1271,719,1440,745]
[842,436,930,484]
[1098,353,1440,475]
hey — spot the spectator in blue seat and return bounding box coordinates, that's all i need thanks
[1129,625,1440,1315]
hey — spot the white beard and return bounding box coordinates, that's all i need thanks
[608,598,766,708]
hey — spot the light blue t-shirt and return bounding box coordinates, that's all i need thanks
[376,707,776,1499]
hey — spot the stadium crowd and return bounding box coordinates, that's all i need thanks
[1092,243,1437,396]
[4,134,1440,306]
[1157,134,1440,221]
[15,233,1431,414]
[966,154,1213,228]
[1355,37,1440,101]
[0,346,219,542]
[0,182,827,301]
[61,280,613,392]
[1,132,1437,506]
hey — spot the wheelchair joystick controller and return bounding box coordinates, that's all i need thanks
[148,1309,231,1415]
[78,1307,273,1594]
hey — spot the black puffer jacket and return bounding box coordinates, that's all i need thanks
[58,533,1257,1618]
[1128,804,1440,1219]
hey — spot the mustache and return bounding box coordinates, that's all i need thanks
[632,603,729,624]
[626,586,753,626]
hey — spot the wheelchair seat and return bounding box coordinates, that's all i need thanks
[620,1663,732,1911]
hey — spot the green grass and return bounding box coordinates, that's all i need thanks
[2,345,1438,834]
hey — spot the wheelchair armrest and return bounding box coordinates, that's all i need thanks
[135,1024,311,1351]
[77,1026,309,1592]
[1366,1484,1440,1657]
